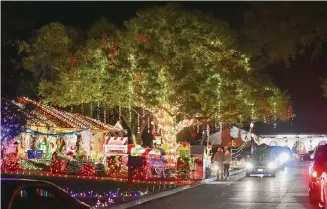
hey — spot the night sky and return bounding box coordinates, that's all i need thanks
[2,2,327,134]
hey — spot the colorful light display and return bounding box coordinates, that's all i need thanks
[153,105,193,168]
[2,171,196,185]
[81,162,96,176]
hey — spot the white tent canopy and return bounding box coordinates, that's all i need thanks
[208,132,221,145]
[208,126,259,145]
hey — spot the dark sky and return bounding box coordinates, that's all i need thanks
[2,2,327,134]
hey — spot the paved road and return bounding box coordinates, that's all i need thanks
[130,161,319,209]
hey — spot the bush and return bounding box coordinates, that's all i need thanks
[95,163,106,177]
[66,160,81,174]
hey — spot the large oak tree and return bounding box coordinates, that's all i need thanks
[19,4,292,165]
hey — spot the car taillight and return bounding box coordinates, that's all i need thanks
[312,170,318,178]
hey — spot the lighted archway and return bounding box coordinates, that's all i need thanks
[318,140,327,146]
[292,140,306,154]
[269,141,279,146]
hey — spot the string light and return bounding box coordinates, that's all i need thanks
[217,74,222,123]
[273,102,277,128]
[147,115,150,133]
[81,103,84,115]
[90,103,93,118]
[2,169,197,185]
[97,101,100,121]
[14,97,106,130]
[103,110,107,124]
[129,106,132,126]
[137,111,140,134]
[81,162,96,176]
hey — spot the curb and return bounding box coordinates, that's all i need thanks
[229,169,244,176]
[108,169,244,209]
[108,185,192,209]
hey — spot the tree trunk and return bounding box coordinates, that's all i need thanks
[153,105,193,168]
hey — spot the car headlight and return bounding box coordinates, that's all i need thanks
[245,162,253,169]
[279,152,290,162]
[268,162,277,169]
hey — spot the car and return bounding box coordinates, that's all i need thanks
[319,162,327,209]
[319,160,327,208]
[305,144,327,204]
[1,178,91,209]
[270,146,293,167]
[245,148,278,177]
[299,150,314,161]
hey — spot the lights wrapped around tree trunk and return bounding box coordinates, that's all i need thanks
[104,110,107,124]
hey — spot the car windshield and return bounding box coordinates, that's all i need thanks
[252,149,274,161]
[1,181,18,208]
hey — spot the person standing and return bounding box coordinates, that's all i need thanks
[213,147,224,181]
[223,146,232,180]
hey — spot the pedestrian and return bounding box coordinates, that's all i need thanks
[213,147,224,181]
[223,146,232,180]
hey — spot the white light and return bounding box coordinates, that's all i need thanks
[279,152,290,163]
[245,162,253,169]
[211,164,219,172]
[268,162,277,169]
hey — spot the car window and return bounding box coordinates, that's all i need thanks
[314,146,327,163]
[11,186,69,209]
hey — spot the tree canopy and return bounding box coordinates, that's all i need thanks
[19,4,292,132]
[241,2,327,95]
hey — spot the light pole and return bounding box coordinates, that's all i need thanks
[250,122,255,154]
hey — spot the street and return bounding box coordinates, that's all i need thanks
[130,161,318,209]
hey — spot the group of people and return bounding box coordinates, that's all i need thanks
[213,146,232,181]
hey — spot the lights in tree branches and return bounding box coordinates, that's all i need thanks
[137,112,140,134]
[90,103,93,118]
[97,101,100,121]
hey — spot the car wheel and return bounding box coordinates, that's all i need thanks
[246,172,250,177]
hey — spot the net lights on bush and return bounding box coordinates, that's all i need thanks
[1,153,23,172]
[81,162,96,176]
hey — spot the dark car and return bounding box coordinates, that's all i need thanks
[1,178,91,209]
[245,148,278,177]
[269,146,293,167]
[299,150,314,161]
[306,144,327,204]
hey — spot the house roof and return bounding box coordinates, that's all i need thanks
[14,97,119,131]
